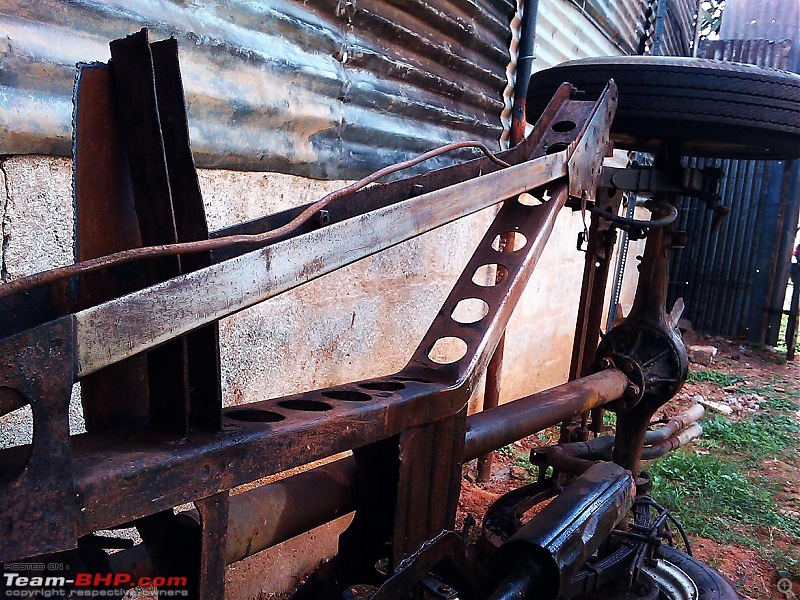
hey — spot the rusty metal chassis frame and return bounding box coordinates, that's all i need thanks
[0,32,624,596]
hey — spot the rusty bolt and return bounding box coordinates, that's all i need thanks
[599,357,613,369]
[317,210,331,226]
[625,383,641,397]
[438,583,453,594]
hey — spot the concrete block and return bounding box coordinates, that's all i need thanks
[687,345,718,366]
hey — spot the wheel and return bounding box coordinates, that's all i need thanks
[644,545,741,600]
[526,56,800,160]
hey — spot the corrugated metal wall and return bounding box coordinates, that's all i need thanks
[667,38,798,341]
[563,0,650,54]
[533,0,630,70]
[721,0,800,49]
[649,0,696,56]
[0,0,693,180]
[0,0,516,178]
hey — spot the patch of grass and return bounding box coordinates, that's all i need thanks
[650,450,800,544]
[498,444,516,458]
[763,394,800,411]
[686,369,742,386]
[769,546,800,580]
[776,312,800,355]
[498,444,540,479]
[651,381,800,576]
[698,410,799,463]
[511,454,538,479]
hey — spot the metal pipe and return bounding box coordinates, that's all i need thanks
[225,458,358,564]
[488,566,539,600]
[477,333,505,482]
[644,404,704,445]
[464,369,629,460]
[509,0,541,144]
[538,405,705,463]
[480,0,542,482]
[641,423,703,459]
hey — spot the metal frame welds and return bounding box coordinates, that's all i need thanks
[0,30,624,598]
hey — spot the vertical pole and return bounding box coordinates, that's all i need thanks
[476,0,539,483]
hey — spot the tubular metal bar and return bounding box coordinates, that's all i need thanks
[464,369,628,459]
[106,368,628,572]
[641,423,703,459]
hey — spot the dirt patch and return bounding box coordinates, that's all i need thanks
[692,536,795,600]
[456,333,800,599]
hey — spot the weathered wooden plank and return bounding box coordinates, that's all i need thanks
[75,153,567,378]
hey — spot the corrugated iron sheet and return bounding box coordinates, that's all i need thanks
[720,0,800,47]
[649,0,695,57]
[532,0,627,71]
[698,37,793,65]
[0,0,516,178]
[667,38,797,340]
[564,0,650,55]
[0,0,701,179]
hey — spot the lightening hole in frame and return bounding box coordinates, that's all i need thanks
[491,232,527,252]
[451,298,490,324]
[518,193,543,206]
[472,264,509,287]
[427,337,468,364]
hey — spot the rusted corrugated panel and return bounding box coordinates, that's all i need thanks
[668,39,796,340]
[565,0,650,54]
[0,0,515,178]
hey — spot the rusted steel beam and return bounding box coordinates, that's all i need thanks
[110,30,191,437]
[74,153,566,379]
[476,333,504,482]
[69,82,614,380]
[107,369,628,573]
[560,186,623,444]
[73,63,151,431]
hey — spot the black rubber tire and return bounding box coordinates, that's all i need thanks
[652,545,742,599]
[526,56,800,160]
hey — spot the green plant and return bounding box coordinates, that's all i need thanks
[698,411,798,463]
[686,369,742,386]
[498,444,516,458]
[769,546,800,580]
[650,449,800,544]
[512,454,538,479]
